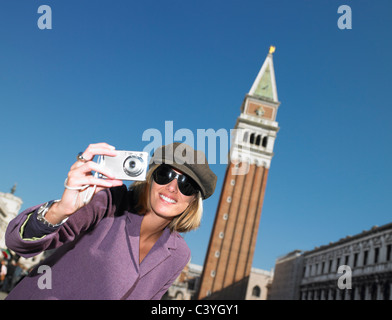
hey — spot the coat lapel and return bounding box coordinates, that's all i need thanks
[139,227,176,278]
[125,212,143,274]
[125,212,177,278]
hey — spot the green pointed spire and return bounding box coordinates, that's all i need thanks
[252,63,274,100]
[249,46,278,103]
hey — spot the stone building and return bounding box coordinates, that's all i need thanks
[0,185,23,250]
[268,250,304,300]
[164,263,203,300]
[245,267,274,300]
[301,223,392,300]
[0,186,45,270]
[164,263,273,300]
[269,222,392,300]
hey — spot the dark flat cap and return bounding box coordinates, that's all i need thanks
[149,142,217,199]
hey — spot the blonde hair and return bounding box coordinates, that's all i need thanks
[130,166,203,233]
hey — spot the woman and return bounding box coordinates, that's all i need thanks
[5,142,217,300]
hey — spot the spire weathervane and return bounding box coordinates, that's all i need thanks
[269,45,276,54]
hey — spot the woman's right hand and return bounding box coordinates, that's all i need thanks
[44,143,124,225]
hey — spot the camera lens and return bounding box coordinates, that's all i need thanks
[123,155,145,177]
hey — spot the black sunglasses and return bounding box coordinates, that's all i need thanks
[152,164,200,196]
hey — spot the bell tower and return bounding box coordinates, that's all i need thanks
[197,46,281,299]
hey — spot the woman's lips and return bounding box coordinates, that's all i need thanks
[159,193,177,204]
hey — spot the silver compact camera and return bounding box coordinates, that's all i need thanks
[99,150,148,181]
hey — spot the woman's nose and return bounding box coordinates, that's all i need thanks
[165,178,179,193]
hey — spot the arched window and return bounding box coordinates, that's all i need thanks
[262,136,268,148]
[250,133,255,144]
[360,285,366,300]
[255,135,261,146]
[371,283,378,300]
[383,281,390,300]
[175,291,184,300]
[252,285,261,297]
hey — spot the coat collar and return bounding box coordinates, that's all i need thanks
[125,212,177,278]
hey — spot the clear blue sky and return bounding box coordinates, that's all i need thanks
[1,0,392,271]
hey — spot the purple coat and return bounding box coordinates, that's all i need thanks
[5,186,190,300]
